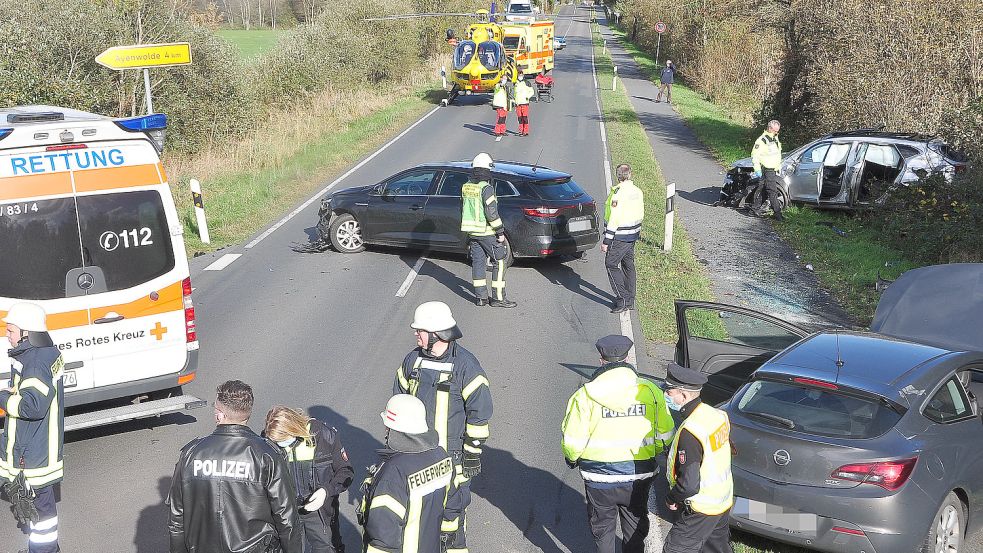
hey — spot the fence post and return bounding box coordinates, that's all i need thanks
[663,182,675,252]
[190,179,210,244]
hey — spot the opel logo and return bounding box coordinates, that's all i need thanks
[773,449,791,466]
[77,272,94,290]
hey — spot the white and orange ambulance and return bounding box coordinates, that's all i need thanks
[502,20,555,76]
[0,106,202,431]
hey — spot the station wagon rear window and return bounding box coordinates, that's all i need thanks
[531,178,585,200]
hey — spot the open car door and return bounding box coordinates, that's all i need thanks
[675,300,809,405]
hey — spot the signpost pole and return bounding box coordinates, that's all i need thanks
[143,68,154,115]
[656,33,662,65]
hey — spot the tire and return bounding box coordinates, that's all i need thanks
[329,213,365,253]
[922,492,965,553]
[749,186,789,214]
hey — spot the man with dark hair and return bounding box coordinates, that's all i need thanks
[168,380,303,553]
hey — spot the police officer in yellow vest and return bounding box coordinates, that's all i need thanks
[602,164,644,314]
[750,119,785,221]
[461,153,516,308]
[561,335,675,553]
[662,363,734,553]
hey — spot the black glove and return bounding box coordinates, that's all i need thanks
[3,473,38,525]
[440,531,454,552]
[565,458,578,469]
[462,452,481,479]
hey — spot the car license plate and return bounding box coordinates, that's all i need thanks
[733,497,818,537]
[567,217,592,233]
[62,370,77,389]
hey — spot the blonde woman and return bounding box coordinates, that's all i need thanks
[265,407,354,553]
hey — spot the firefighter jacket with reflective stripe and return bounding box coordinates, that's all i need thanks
[667,402,734,515]
[0,339,64,488]
[514,80,535,105]
[603,180,644,245]
[492,83,509,109]
[461,180,504,238]
[278,419,354,501]
[361,446,454,553]
[167,424,304,553]
[561,363,673,488]
[751,131,782,173]
[394,343,493,454]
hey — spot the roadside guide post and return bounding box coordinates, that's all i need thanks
[441,66,447,89]
[190,179,210,244]
[655,21,667,64]
[664,182,676,252]
[96,42,192,115]
[613,66,618,91]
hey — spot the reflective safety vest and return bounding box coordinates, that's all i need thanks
[461,180,498,237]
[493,84,509,109]
[751,130,782,172]
[603,180,644,243]
[514,80,535,105]
[667,403,734,515]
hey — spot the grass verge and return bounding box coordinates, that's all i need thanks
[216,29,287,59]
[591,23,714,345]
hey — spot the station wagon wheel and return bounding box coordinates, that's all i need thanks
[923,492,963,553]
[329,213,365,253]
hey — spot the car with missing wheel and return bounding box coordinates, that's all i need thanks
[316,161,600,262]
[670,263,983,552]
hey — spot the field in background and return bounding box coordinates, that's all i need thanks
[216,29,287,59]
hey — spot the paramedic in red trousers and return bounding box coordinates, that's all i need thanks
[602,163,644,313]
[0,303,65,553]
[168,380,303,553]
[514,71,535,136]
[492,80,511,137]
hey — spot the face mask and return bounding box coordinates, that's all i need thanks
[664,392,682,411]
[277,438,295,447]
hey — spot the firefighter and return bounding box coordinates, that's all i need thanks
[561,335,675,553]
[492,80,511,137]
[602,163,644,313]
[358,394,455,553]
[0,303,65,553]
[168,380,303,553]
[462,153,516,307]
[662,363,734,553]
[393,301,493,553]
[265,406,355,553]
[750,119,785,221]
[514,71,535,136]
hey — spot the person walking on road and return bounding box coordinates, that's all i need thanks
[265,406,355,553]
[357,394,456,553]
[492,80,512,137]
[462,153,516,307]
[750,119,785,221]
[662,363,734,553]
[514,72,535,136]
[168,380,303,553]
[393,301,493,553]
[562,335,675,553]
[602,163,644,313]
[656,60,676,103]
[0,303,65,553]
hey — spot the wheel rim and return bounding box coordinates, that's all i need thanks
[935,504,960,553]
[336,220,363,250]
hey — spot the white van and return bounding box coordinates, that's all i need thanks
[0,106,202,431]
[505,0,536,23]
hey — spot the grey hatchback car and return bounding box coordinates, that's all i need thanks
[673,264,983,552]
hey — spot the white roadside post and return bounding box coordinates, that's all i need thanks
[613,66,618,91]
[190,179,210,244]
[663,182,676,252]
[441,66,447,89]
[603,39,607,54]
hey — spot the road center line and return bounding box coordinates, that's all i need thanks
[244,105,443,250]
[396,257,428,297]
[204,253,242,271]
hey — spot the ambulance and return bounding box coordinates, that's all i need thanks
[0,106,203,432]
[502,20,555,76]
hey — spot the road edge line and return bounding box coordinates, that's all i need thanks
[396,256,429,298]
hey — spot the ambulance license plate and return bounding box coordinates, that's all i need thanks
[568,218,592,232]
[62,370,77,388]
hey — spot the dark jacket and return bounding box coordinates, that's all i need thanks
[660,65,676,84]
[167,424,304,553]
[0,336,64,487]
[280,419,354,501]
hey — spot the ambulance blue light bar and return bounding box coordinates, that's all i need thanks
[115,113,167,132]
[0,128,12,141]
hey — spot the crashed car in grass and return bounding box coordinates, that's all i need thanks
[718,130,968,211]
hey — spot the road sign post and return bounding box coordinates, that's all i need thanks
[96,42,192,115]
[655,22,667,64]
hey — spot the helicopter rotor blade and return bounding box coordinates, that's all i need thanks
[363,12,480,21]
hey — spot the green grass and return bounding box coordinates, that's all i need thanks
[216,29,286,59]
[592,23,715,344]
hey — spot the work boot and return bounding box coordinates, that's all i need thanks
[611,299,628,314]
[490,299,517,308]
[475,298,489,307]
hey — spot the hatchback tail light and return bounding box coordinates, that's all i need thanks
[182,277,198,347]
[523,205,579,218]
[831,457,917,491]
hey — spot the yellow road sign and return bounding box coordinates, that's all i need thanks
[96,42,192,70]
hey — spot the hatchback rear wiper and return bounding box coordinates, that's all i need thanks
[743,410,795,429]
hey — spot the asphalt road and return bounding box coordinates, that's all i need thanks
[0,7,635,553]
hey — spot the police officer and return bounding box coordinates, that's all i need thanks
[561,335,675,553]
[0,303,65,553]
[602,163,644,313]
[168,380,303,553]
[492,80,511,137]
[750,119,785,221]
[662,363,734,553]
[393,301,493,553]
[462,153,516,308]
[513,71,535,136]
[265,406,355,553]
[358,395,456,553]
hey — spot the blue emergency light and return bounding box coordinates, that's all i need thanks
[114,113,167,154]
[0,128,12,141]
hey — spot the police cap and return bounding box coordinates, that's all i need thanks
[596,335,633,362]
[664,362,707,392]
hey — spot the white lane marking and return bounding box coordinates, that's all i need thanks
[495,135,503,142]
[590,23,614,194]
[395,257,428,298]
[204,253,242,271]
[244,106,443,249]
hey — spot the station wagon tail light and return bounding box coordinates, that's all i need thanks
[182,277,198,346]
[793,377,838,390]
[831,457,917,491]
[523,205,578,218]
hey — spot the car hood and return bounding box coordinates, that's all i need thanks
[731,157,753,169]
[331,185,374,198]
[870,263,983,352]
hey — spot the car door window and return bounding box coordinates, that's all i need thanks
[801,143,830,164]
[863,144,903,169]
[685,307,804,351]
[495,180,518,197]
[436,172,470,197]
[923,376,974,423]
[823,143,852,167]
[385,172,436,196]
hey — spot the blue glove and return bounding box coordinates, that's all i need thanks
[752,170,762,179]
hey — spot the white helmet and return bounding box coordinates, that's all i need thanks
[410,301,457,333]
[472,152,494,169]
[381,394,429,434]
[3,302,48,332]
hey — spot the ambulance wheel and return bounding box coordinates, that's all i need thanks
[329,213,365,253]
